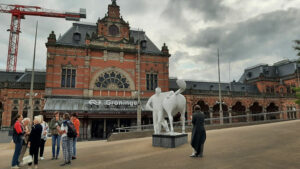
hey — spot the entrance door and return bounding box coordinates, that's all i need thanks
[106,119,118,138]
[91,119,104,139]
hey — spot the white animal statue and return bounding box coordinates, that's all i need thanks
[146,79,187,134]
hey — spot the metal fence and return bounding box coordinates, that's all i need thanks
[115,110,299,133]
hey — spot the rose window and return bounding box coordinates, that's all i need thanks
[95,71,130,89]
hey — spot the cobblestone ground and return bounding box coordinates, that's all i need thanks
[1,120,300,169]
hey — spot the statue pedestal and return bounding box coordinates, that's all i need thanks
[152,133,188,148]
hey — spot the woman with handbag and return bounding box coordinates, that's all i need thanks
[28,116,42,169]
[18,118,31,166]
[39,115,48,160]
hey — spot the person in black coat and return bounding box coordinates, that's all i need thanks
[28,116,43,168]
[190,105,206,157]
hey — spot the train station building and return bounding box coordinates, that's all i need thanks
[0,1,299,140]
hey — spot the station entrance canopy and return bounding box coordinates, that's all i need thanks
[43,98,150,112]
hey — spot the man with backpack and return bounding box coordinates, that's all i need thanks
[71,113,80,160]
[57,113,77,166]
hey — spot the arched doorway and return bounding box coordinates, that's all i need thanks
[232,101,246,122]
[213,103,228,124]
[266,103,279,120]
[249,102,263,121]
[194,100,210,124]
[23,107,28,118]
[11,107,19,126]
[33,106,41,117]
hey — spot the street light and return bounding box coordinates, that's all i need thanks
[136,29,147,130]
[28,21,38,122]
[217,49,223,124]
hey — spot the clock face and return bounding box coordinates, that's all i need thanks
[109,25,119,36]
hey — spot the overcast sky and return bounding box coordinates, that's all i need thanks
[1,0,300,82]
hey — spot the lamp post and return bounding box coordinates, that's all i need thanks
[28,21,38,122]
[137,29,142,130]
[136,29,147,130]
[217,49,223,124]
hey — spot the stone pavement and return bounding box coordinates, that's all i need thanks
[1,120,300,169]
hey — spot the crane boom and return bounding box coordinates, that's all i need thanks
[0,4,86,72]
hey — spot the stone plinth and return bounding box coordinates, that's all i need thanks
[152,133,188,148]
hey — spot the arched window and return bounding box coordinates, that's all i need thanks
[109,25,119,36]
[270,86,275,93]
[34,107,40,117]
[287,86,291,93]
[95,71,130,90]
[266,86,270,93]
[23,107,28,118]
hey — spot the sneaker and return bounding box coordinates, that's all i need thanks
[11,166,19,169]
[189,154,198,157]
[19,162,25,167]
[66,161,71,165]
[60,163,67,166]
[72,156,76,160]
[40,157,44,160]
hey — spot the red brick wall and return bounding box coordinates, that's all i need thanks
[0,88,45,127]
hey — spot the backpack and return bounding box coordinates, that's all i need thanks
[64,121,77,138]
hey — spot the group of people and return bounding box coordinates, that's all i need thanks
[11,112,80,169]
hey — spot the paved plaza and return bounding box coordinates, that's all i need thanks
[1,120,300,169]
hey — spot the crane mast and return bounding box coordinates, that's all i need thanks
[0,4,86,72]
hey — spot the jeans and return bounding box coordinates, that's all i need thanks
[73,137,77,157]
[52,135,61,158]
[11,135,23,166]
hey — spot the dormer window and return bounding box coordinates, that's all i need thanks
[247,72,252,78]
[109,25,119,36]
[73,32,81,41]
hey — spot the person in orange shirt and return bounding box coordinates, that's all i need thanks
[71,113,80,160]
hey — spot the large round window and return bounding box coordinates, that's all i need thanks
[95,71,130,89]
[109,25,119,36]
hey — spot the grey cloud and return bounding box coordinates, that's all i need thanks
[185,0,231,21]
[185,8,300,64]
[119,0,149,16]
[161,0,232,29]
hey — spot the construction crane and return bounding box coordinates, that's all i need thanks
[0,4,86,72]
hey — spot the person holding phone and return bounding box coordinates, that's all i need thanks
[49,112,62,160]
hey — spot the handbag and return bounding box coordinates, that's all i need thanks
[22,155,33,164]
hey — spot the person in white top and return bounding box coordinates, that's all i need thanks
[39,115,49,160]
[57,113,73,166]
